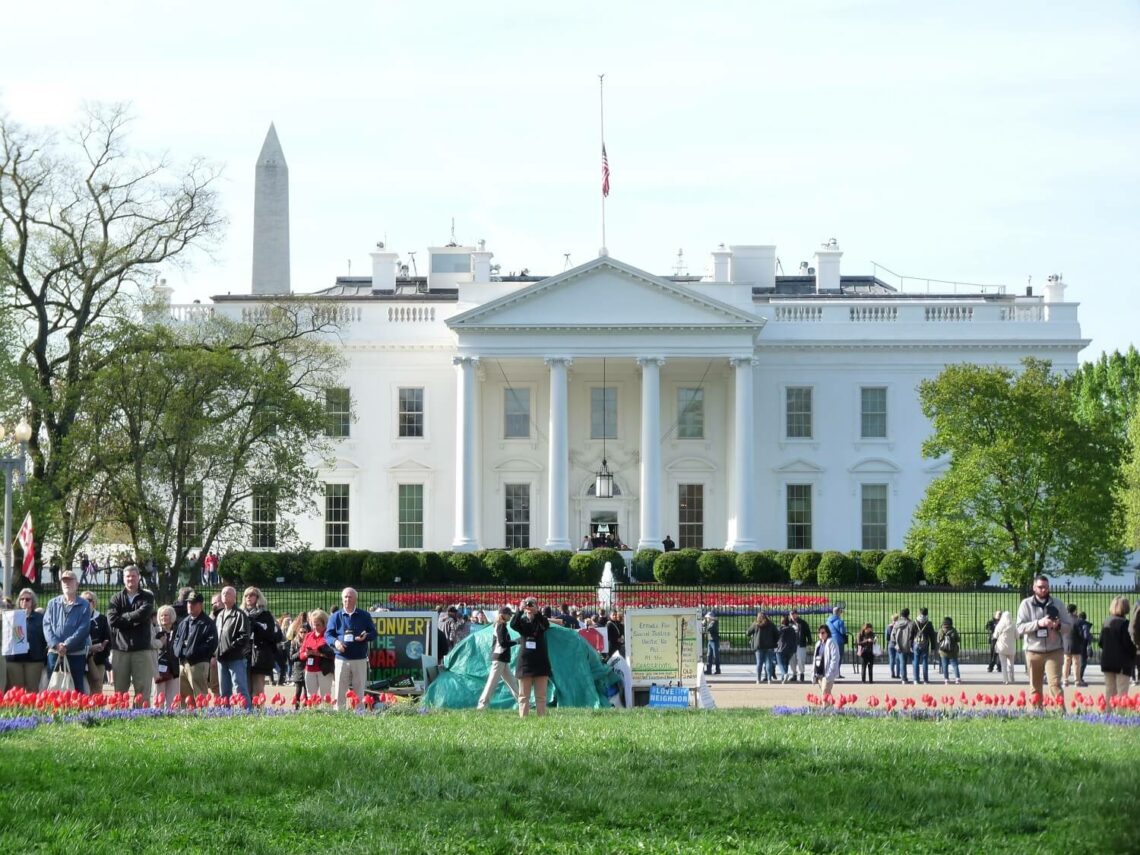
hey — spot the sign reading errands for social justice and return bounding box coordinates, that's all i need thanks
[625,608,701,688]
[367,611,437,684]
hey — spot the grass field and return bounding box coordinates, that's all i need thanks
[1,709,1135,853]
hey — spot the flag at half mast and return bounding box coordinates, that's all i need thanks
[602,144,611,198]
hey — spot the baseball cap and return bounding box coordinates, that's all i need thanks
[188,591,206,604]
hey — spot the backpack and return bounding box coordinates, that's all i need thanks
[938,628,957,653]
[915,622,931,652]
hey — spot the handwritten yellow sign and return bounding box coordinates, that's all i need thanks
[626,609,701,686]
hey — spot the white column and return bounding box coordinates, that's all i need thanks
[452,356,479,551]
[637,357,664,551]
[544,357,572,550]
[726,357,759,551]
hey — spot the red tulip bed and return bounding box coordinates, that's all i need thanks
[779,689,1140,725]
[385,589,831,612]
[0,686,409,735]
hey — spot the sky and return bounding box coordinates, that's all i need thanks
[3,1,1138,360]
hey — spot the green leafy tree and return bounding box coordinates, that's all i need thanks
[907,358,1127,587]
[1125,408,1140,551]
[1,104,223,563]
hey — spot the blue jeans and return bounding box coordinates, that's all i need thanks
[776,651,791,679]
[754,650,776,681]
[887,643,899,677]
[219,657,252,708]
[898,652,913,681]
[940,657,961,681]
[45,652,88,694]
[705,638,721,673]
[914,649,930,683]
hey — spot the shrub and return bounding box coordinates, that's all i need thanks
[632,549,661,581]
[515,550,561,584]
[816,551,856,586]
[855,550,885,581]
[737,551,786,583]
[392,551,422,586]
[697,550,740,583]
[341,550,369,585]
[775,551,798,579]
[789,551,822,584]
[362,552,397,586]
[420,552,448,584]
[923,547,987,588]
[445,552,485,584]
[654,550,700,584]
[568,552,599,585]
[548,550,574,584]
[480,550,517,584]
[303,550,342,586]
[876,551,919,586]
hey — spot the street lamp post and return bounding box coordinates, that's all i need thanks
[1,417,32,601]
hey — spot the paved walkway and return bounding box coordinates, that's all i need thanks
[705,661,1112,708]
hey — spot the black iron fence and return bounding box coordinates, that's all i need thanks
[32,580,1126,664]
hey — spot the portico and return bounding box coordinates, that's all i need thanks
[446,256,765,552]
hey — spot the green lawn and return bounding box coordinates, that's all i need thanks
[1,709,1134,853]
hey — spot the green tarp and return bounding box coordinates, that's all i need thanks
[423,623,620,709]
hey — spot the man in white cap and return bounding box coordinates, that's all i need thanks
[702,612,721,675]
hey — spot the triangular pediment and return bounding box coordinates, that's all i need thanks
[848,457,901,474]
[388,458,433,473]
[774,458,825,474]
[448,256,763,331]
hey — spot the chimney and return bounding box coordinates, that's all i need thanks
[729,245,776,288]
[813,238,842,293]
[1044,273,1066,303]
[370,248,399,290]
[471,239,493,283]
[711,244,732,281]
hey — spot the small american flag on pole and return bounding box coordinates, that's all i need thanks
[601,144,610,198]
[17,512,35,583]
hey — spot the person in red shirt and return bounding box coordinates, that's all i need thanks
[298,609,335,700]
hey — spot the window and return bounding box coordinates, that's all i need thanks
[786,484,812,550]
[590,387,617,439]
[786,387,813,439]
[252,486,277,549]
[324,388,350,438]
[430,252,471,274]
[861,484,888,550]
[398,484,424,549]
[678,484,704,549]
[504,388,530,439]
[180,484,203,546]
[324,483,350,548]
[504,483,530,548]
[861,387,888,439]
[677,388,704,439]
[399,387,424,438]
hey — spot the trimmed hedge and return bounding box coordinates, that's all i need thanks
[697,550,741,583]
[789,551,822,584]
[876,551,920,586]
[632,549,661,581]
[816,551,856,587]
[217,547,932,588]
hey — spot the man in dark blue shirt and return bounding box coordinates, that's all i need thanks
[325,587,377,710]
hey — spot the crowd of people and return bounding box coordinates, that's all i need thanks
[719,574,1138,707]
[1,567,381,712]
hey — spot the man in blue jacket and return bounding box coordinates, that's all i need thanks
[826,606,849,679]
[43,570,92,693]
[326,587,377,710]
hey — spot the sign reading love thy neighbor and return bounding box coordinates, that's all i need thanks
[625,608,701,688]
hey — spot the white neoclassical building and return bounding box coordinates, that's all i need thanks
[185,128,1087,555]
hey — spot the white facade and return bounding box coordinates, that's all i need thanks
[194,242,1084,556]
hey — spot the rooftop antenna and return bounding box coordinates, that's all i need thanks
[776,257,784,275]
[448,218,457,247]
[407,251,418,277]
[563,253,573,270]
[672,248,687,276]
[347,259,352,275]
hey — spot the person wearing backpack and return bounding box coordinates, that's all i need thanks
[1073,611,1091,687]
[912,607,937,684]
[937,616,962,685]
[891,609,917,685]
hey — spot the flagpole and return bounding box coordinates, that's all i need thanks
[599,73,606,253]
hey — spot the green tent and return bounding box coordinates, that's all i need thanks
[423,623,620,709]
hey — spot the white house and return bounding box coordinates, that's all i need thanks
[178,127,1088,556]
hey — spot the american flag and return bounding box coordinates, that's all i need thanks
[16,512,35,583]
[602,144,610,198]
